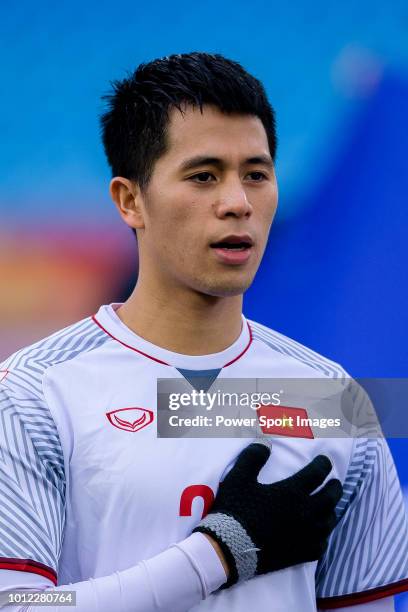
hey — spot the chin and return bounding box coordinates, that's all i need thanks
[197,277,254,298]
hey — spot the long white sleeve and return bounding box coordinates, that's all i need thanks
[0,533,227,612]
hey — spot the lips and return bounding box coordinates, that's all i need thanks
[210,234,254,250]
[210,234,254,265]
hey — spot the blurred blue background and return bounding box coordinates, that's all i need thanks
[1,1,407,607]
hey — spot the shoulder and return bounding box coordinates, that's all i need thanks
[1,314,109,398]
[0,315,109,484]
[247,317,347,379]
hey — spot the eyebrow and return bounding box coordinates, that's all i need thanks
[179,154,274,172]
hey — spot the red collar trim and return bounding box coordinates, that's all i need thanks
[92,315,170,365]
[223,321,253,367]
[92,315,252,369]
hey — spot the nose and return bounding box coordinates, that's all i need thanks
[213,179,253,219]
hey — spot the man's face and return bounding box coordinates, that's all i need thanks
[138,104,278,297]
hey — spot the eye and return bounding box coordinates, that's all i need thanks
[189,172,215,183]
[247,171,267,182]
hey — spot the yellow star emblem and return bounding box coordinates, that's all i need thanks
[281,414,294,428]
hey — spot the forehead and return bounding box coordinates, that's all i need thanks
[165,104,270,161]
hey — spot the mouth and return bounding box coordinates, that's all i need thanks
[210,235,254,265]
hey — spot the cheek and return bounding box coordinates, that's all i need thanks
[268,202,278,225]
[151,203,204,260]
[262,190,278,225]
[167,198,208,239]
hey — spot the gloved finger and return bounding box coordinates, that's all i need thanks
[225,442,271,483]
[311,514,338,539]
[311,478,343,513]
[288,455,333,494]
[305,537,330,562]
[317,511,338,538]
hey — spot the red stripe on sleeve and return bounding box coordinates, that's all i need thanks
[0,557,57,585]
[317,577,408,609]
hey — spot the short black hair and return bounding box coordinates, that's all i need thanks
[100,52,277,190]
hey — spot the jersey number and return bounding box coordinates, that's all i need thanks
[179,485,215,518]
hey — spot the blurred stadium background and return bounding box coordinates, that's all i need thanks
[1,1,408,607]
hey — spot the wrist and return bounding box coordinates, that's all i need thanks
[193,513,258,586]
[203,534,230,580]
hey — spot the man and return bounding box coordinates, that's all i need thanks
[0,53,407,611]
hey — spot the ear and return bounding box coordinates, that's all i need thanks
[109,177,145,230]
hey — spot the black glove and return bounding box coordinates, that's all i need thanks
[193,441,342,587]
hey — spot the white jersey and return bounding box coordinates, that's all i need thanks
[0,303,407,611]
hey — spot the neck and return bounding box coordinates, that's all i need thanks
[116,276,244,356]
